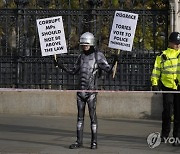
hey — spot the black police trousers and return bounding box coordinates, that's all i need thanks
[173,86,180,138]
[161,85,176,138]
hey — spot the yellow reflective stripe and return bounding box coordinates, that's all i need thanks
[177,71,180,74]
[168,58,178,60]
[151,74,160,78]
[161,70,176,74]
[162,65,177,70]
[153,67,161,71]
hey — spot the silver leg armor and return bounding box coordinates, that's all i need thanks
[77,92,97,144]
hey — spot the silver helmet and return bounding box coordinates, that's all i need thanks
[80,32,95,46]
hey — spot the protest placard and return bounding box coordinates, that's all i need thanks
[36,16,67,56]
[108,11,138,51]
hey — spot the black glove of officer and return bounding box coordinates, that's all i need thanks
[175,79,180,91]
[178,85,180,91]
[175,79,178,86]
[152,85,159,91]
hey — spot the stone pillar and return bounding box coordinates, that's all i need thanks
[170,0,180,32]
[177,0,180,32]
[170,0,175,32]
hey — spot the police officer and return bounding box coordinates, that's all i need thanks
[151,32,180,142]
[54,32,117,149]
[173,37,180,146]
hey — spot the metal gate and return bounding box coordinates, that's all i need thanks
[0,0,169,90]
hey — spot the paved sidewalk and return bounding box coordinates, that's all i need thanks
[0,114,179,154]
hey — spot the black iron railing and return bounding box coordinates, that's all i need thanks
[0,0,169,90]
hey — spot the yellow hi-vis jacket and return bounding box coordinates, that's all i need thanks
[177,54,180,86]
[151,48,180,90]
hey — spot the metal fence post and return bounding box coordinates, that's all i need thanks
[86,0,102,34]
[14,0,29,88]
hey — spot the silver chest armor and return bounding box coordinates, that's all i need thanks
[57,49,112,91]
[79,52,98,90]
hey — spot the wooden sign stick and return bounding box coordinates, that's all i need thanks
[112,49,120,78]
[54,54,58,68]
[54,54,57,60]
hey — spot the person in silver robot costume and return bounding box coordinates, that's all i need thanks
[54,32,118,149]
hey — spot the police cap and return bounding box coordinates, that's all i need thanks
[169,32,180,45]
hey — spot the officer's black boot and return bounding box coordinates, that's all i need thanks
[69,121,84,149]
[172,137,180,146]
[90,123,97,149]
